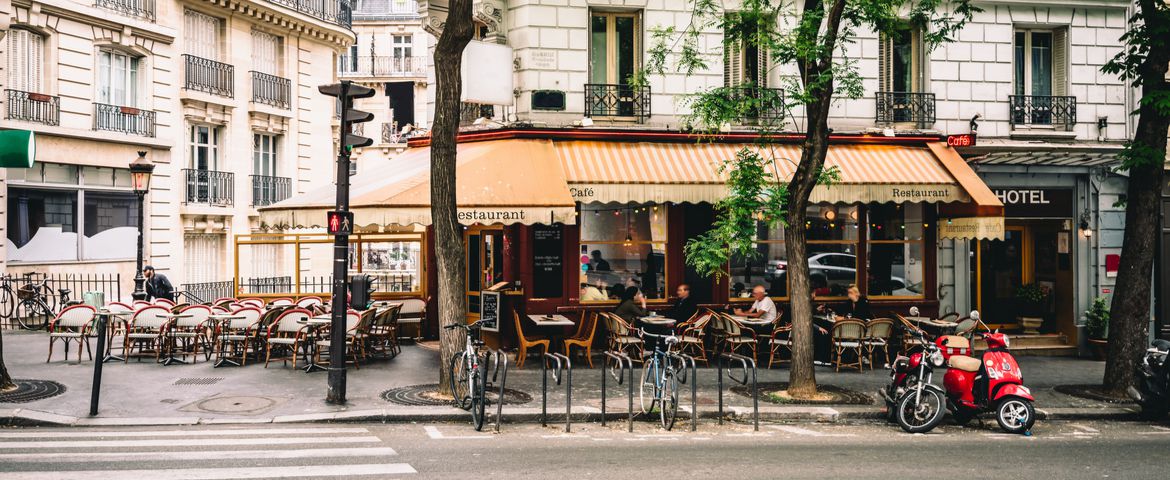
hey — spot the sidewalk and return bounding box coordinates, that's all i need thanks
[0,330,1137,427]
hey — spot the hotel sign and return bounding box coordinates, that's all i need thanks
[993,188,1074,218]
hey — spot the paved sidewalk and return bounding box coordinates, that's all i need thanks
[0,330,1137,426]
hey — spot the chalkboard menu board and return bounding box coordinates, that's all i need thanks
[533,226,564,298]
[479,291,500,332]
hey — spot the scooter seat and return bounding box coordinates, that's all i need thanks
[948,355,981,372]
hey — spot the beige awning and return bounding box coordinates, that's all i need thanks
[259,139,577,228]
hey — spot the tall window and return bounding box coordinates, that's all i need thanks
[879,25,922,93]
[731,205,861,300]
[589,12,639,85]
[392,35,412,59]
[867,203,925,298]
[1014,28,1067,97]
[251,30,281,75]
[579,202,667,301]
[730,222,787,299]
[190,125,219,171]
[184,233,224,283]
[723,13,769,89]
[97,50,140,107]
[184,9,221,59]
[6,29,45,93]
[253,133,277,176]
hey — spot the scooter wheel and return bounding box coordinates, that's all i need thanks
[894,389,945,434]
[995,398,1036,434]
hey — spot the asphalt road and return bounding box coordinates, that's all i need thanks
[2,419,1169,479]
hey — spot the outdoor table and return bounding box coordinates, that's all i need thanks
[907,316,959,335]
[297,316,333,373]
[207,314,245,367]
[638,316,677,327]
[158,313,193,366]
[527,314,575,352]
[729,315,773,327]
[94,310,132,363]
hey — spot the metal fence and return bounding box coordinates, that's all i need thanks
[250,71,291,109]
[267,0,353,28]
[94,0,155,21]
[584,83,651,121]
[177,280,235,305]
[1009,95,1077,131]
[1,273,122,328]
[238,276,295,295]
[183,169,235,206]
[726,86,787,127]
[875,91,936,129]
[93,103,156,137]
[251,175,292,206]
[184,54,235,98]
[337,55,426,77]
[5,89,60,126]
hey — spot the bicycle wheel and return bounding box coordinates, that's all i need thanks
[15,298,51,330]
[660,367,679,431]
[639,360,660,414]
[470,366,487,431]
[0,287,13,326]
[448,352,470,410]
[39,284,57,314]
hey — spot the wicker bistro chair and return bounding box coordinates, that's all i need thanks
[47,304,97,363]
[675,309,713,365]
[296,296,324,310]
[603,312,644,363]
[269,298,295,307]
[513,311,551,369]
[240,298,266,309]
[264,308,313,368]
[212,297,237,308]
[124,306,174,363]
[132,300,152,311]
[367,304,403,359]
[831,319,867,372]
[104,302,134,356]
[314,310,366,369]
[895,314,929,355]
[563,311,600,368]
[719,313,759,359]
[397,298,428,341]
[217,307,263,366]
[154,298,176,309]
[170,305,213,363]
[768,323,794,368]
[864,318,896,368]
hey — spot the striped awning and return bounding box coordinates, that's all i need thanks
[555,141,970,204]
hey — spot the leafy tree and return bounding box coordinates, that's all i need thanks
[1100,0,1170,396]
[430,0,476,395]
[644,0,974,398]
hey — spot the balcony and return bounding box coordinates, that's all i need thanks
[584,84,651,122]
[382,122,403,144]
[184,54,234,98]
[251,175,292,207]
[93,0,155,21]
[267,0,353,28]
[184,169,234,207]
[353,0,419,20]
[725,86,786,126]
[251,71,291,109]
[875,91,936,129]
[1009,95,1076,131]
[93,103,156,137]
[337,56,427,78]
[5,90,60,126]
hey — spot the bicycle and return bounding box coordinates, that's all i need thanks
[10,273,74,330]
[639,329,681,430]
[445,320,489,431]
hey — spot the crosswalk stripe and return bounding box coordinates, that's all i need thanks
[0,435,384,449]
[0,427,370,439]
[3,464,417,479]
[0,447,398,463]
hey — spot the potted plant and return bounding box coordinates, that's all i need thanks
[1084,296,1111,360]
[1015,283,1050,333]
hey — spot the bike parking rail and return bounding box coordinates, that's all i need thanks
[486,348,509,433]
[541,352,572,432]
[717,352,759,431]
[601,350,634,432]
[666,352,698,432]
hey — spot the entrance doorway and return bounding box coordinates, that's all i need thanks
[971,221,1075,338]
[465,227,504,322]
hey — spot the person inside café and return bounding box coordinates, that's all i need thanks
[579,282,608,302]
[733,285,778,323]
[589,250,612,272]
[837,284,872,320]
[614,287,649,324]
[666,283,698,322]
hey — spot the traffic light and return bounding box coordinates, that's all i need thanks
[326,210,353,235]
[319,81,375,153]
[0,130,36,168]
[350,274,376,310]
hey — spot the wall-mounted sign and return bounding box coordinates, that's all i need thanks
[532,226,564,298]
[1106,254,1120,278]
[946,134,976,147]
[479,290,500,332]
[993,188,1074,218]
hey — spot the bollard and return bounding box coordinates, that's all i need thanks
[541,352,572,432]
[717,352,759,431]
[89,313,108,416]
[601,351,634,432]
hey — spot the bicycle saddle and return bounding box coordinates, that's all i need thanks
[58,288,71,296]
[664,335,680,345]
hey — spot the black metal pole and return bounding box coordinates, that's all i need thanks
[89,314,107,416]
[327,81,352,405]
[131,191,147,301]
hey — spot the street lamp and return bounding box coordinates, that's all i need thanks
[129,151,154,301]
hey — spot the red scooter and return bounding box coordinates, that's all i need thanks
[942,331,1036,434]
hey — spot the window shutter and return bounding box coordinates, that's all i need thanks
[757,45,769,88]
[184,10,221,60]
[1052,27,1068,97]
[723,39,742,87]
[7,30,45,93]
[29,32,44,93]
[252,31,280,75]
[878,32,892,93]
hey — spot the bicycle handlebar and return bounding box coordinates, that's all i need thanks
[444,320,487,331]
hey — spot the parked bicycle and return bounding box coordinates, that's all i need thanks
[639,329,681,430]
[446,320,489,431]
[3,273,74,330]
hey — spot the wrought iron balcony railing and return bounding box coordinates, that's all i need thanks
[337,55,426,77]
[875,91,936,129]
[5,89,60,126]
[459,102,494,125]
[584,83,651,121]
[267,0,353,28]
[93,0,155,21]
[184,54,234,98]
[251,175,292,207]
[1009,95,1077,131]
[251,71,291,109]
[724,86,787,126]
[93,103,156,137]
[184,169,234,207]
[353,0,420,20]
[382,122,403,144]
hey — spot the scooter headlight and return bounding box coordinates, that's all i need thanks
[1004,336,1011,349]
[930,350,945,367]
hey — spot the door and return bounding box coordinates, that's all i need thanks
[184,9,221,60]
[251,31,280,76]
[589,12,639,117]
[387,81,415,127]
[466,227,504,323]
[972,227,1026,328]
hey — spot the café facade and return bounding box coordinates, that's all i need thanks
[257,127,1005,345]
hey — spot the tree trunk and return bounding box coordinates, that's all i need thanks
[432,0,475,396]
[1103,20,1170,394]
[0,327,14,392]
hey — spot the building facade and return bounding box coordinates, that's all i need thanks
[1,0,353,300]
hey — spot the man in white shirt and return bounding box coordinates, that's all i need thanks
[734,285,777,323]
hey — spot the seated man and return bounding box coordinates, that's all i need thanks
[666,284,698,322]
[733,285,777,323]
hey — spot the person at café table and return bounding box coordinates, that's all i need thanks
[666,284,698,323]
[785,290,832,365]
[579,282,608,302]
[837,284,872,320]
[733,285,777,323]
[614,287,650,325]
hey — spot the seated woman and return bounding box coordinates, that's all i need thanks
[613,287,649,325]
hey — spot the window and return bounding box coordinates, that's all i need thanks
[253,133,277,176]
[723,12,769,89]
[349,238,424,293]
[730,222,787,299]
[589,12,639,85]
[190,124,219,171]
[251,30,281,75]
[392,35,412,59]
[6,188,78,262]
[82,192,139,260]
[6,29,45,93]
[806,204,859,297]
[184,9,221,59]
[1014,28,1067,97]
[867,203,925,298]
[97,50,140,107]
[879,25,922,94]
[344,36,359,73]
[184,233,224,283]
[579,202,667,301]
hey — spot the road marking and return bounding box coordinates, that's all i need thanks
[770,425,856,437]
[1136,431,1170,435]
[0,436,383,449]
[0,447,398,463]
[423,425,492,440]
[2,464,416,479]
[0,427,370,439]
[1070,424,1099,434]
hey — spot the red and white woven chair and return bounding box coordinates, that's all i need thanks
[47,305,97,363]
[124,305,173,363]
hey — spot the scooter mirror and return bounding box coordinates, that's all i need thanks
[970,310,980,321]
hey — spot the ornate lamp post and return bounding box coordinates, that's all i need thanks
[129,151,154,301]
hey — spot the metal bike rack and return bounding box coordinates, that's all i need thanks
[541,352,572,432]
[717,352,759,431]
[601,351,634,432]
[666,352,698,432]
[485,348,509,433]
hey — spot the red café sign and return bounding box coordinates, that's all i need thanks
[946,134,976,147]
